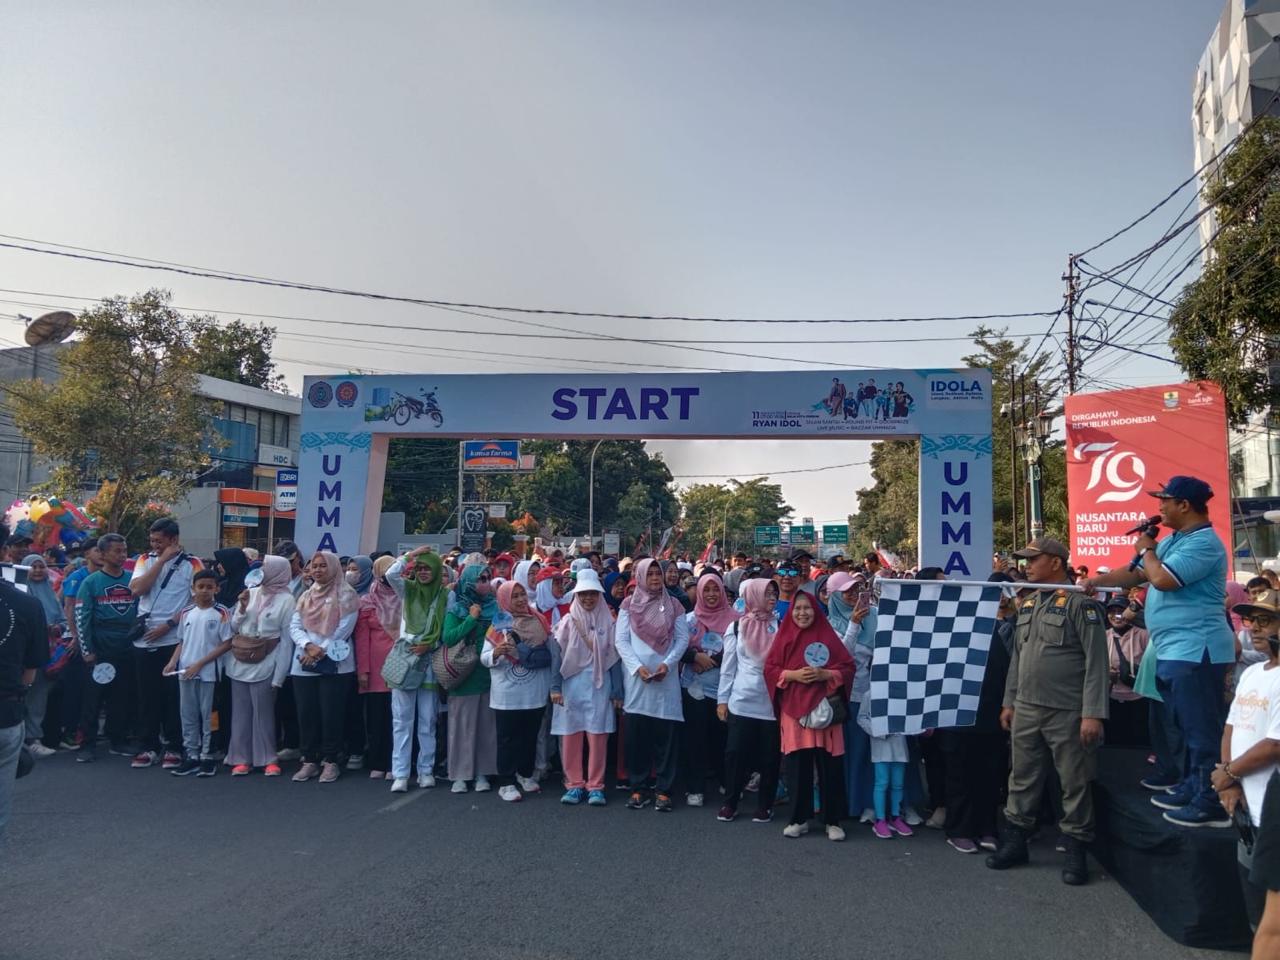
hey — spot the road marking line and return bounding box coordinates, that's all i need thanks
[378,788,432,813]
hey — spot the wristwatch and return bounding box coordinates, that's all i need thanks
[1136,546,1153,561]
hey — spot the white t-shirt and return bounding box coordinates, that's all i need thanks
[131,552,200,646]
[1227,660,1280,827]
[176,604,233,682]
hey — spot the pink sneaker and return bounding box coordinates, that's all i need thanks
[872,819,893,839]
[889,816,914,837]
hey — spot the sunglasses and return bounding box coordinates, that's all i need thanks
[777,568,800,578]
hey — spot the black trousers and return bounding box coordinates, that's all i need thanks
[1105,697,1150,748]
[276,676,300,749]
[363,692,392,772]
[495,707,544,786]
[134,646,181,753]
[344,676,366,759]
[681,692,723,794]
[79,651,136,750]
[294,674,348,764]
[920,732,947,811]
[786,748,846,826]
[723,712,780,813]
[941,730,1006,840]
[624,713,680,794]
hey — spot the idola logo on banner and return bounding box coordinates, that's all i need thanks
[1074,441,1145,503]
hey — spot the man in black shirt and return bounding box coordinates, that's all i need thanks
[0,575,50,839]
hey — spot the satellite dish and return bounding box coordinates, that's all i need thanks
[24,311,76,347]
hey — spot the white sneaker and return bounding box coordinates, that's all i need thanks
[516,775,541,793]
[903,806,924,826]
[686,793,704,808]
[390,777,409,793]
[451,779,469,794]
[925,807,947,830]
[475,775,492,792]
[277,747,301,761]
[826,824,846,842]
[783,823,810,839]
[27,743,56,758]
[418,774,436,789]
[859,807,877,824]
[346,754,364,771]
[499,784,523,802]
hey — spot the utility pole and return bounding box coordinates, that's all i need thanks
[1064,256,1075,394]
[1008,366,1019,551]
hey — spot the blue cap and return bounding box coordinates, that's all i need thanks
[1149,475,1214,504]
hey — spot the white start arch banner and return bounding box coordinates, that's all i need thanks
[1064,381,1230,570]
[295,368,992,576]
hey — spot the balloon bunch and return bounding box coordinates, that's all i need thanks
[5,497,97,550]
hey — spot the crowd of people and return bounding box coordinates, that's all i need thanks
[4,475,1280,946]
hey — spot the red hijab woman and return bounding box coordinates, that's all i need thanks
[764,591,855,841]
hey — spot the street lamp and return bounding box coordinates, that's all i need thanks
[1016,408,1055,541]
[587,439,604,547]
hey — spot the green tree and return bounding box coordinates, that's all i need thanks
[6,289,218,533]
[190,318,287,392]
[615,481,658,550]
[1168,117,1280,425]
[679,478,791,556]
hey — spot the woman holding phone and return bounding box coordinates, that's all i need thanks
[441,563,498,793]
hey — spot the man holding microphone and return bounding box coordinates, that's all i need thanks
[1081,476,1234,828]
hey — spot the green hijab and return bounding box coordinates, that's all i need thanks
[403,551,447,639]
[454,563,499,623]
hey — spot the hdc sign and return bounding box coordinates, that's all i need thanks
[1065,382,1230,571]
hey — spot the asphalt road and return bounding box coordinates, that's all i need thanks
[2,753,1229,960]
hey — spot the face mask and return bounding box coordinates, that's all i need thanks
[345,571,360,586]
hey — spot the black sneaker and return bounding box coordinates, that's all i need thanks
[626,791,651,810]
[170,757,201,777]
[196,759,218,777]
[654,793,674,813]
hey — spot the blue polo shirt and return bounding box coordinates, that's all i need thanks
[1144,524,1234,664]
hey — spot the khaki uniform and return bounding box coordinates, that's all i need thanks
[1002,586,1110,842]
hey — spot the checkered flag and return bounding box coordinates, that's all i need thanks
[0,563,30,592]
[868,579,1002,736]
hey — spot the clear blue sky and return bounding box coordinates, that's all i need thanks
[0,1,1222,521]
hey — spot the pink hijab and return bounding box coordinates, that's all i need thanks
[622,557,678,653]
[690,573,738,649]
[556,590,619,688]
[243,556,293,636]
[737,579,777,661]
[296,551,360,636]
[1227,581,1249,632]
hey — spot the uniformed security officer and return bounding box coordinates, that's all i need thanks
[985,537,1110,885]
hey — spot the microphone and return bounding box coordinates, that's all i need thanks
[1126,516,1162,571]
[1123,517,1162,537]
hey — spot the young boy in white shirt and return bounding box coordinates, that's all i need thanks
[164,570,233,777]
[1214,589,1280,931]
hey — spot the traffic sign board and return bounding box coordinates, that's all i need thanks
[822,524,849,542]
[790,524,816,543]
[754,525,781,546]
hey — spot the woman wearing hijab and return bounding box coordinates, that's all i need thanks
[384,547,448,793]
[288,552,361,783]
[765,590,855,841]
[482,581,553,802]
[716,578,782,823]
[661,561,694,614]
[354,556,397,780]
[550,570,623,806]
[829,571,878,824]
[512,560,536,596]
[680,573,736,807]
[602,571,625,616]
[346,555,375,596]
[534,567,572,627]
[214,547,250,608]
[615,557,690,812]
[442,563,499,793]
[20,555,66,756]
[227,555,296,776]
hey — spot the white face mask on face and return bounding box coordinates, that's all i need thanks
[345,571,361,586]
